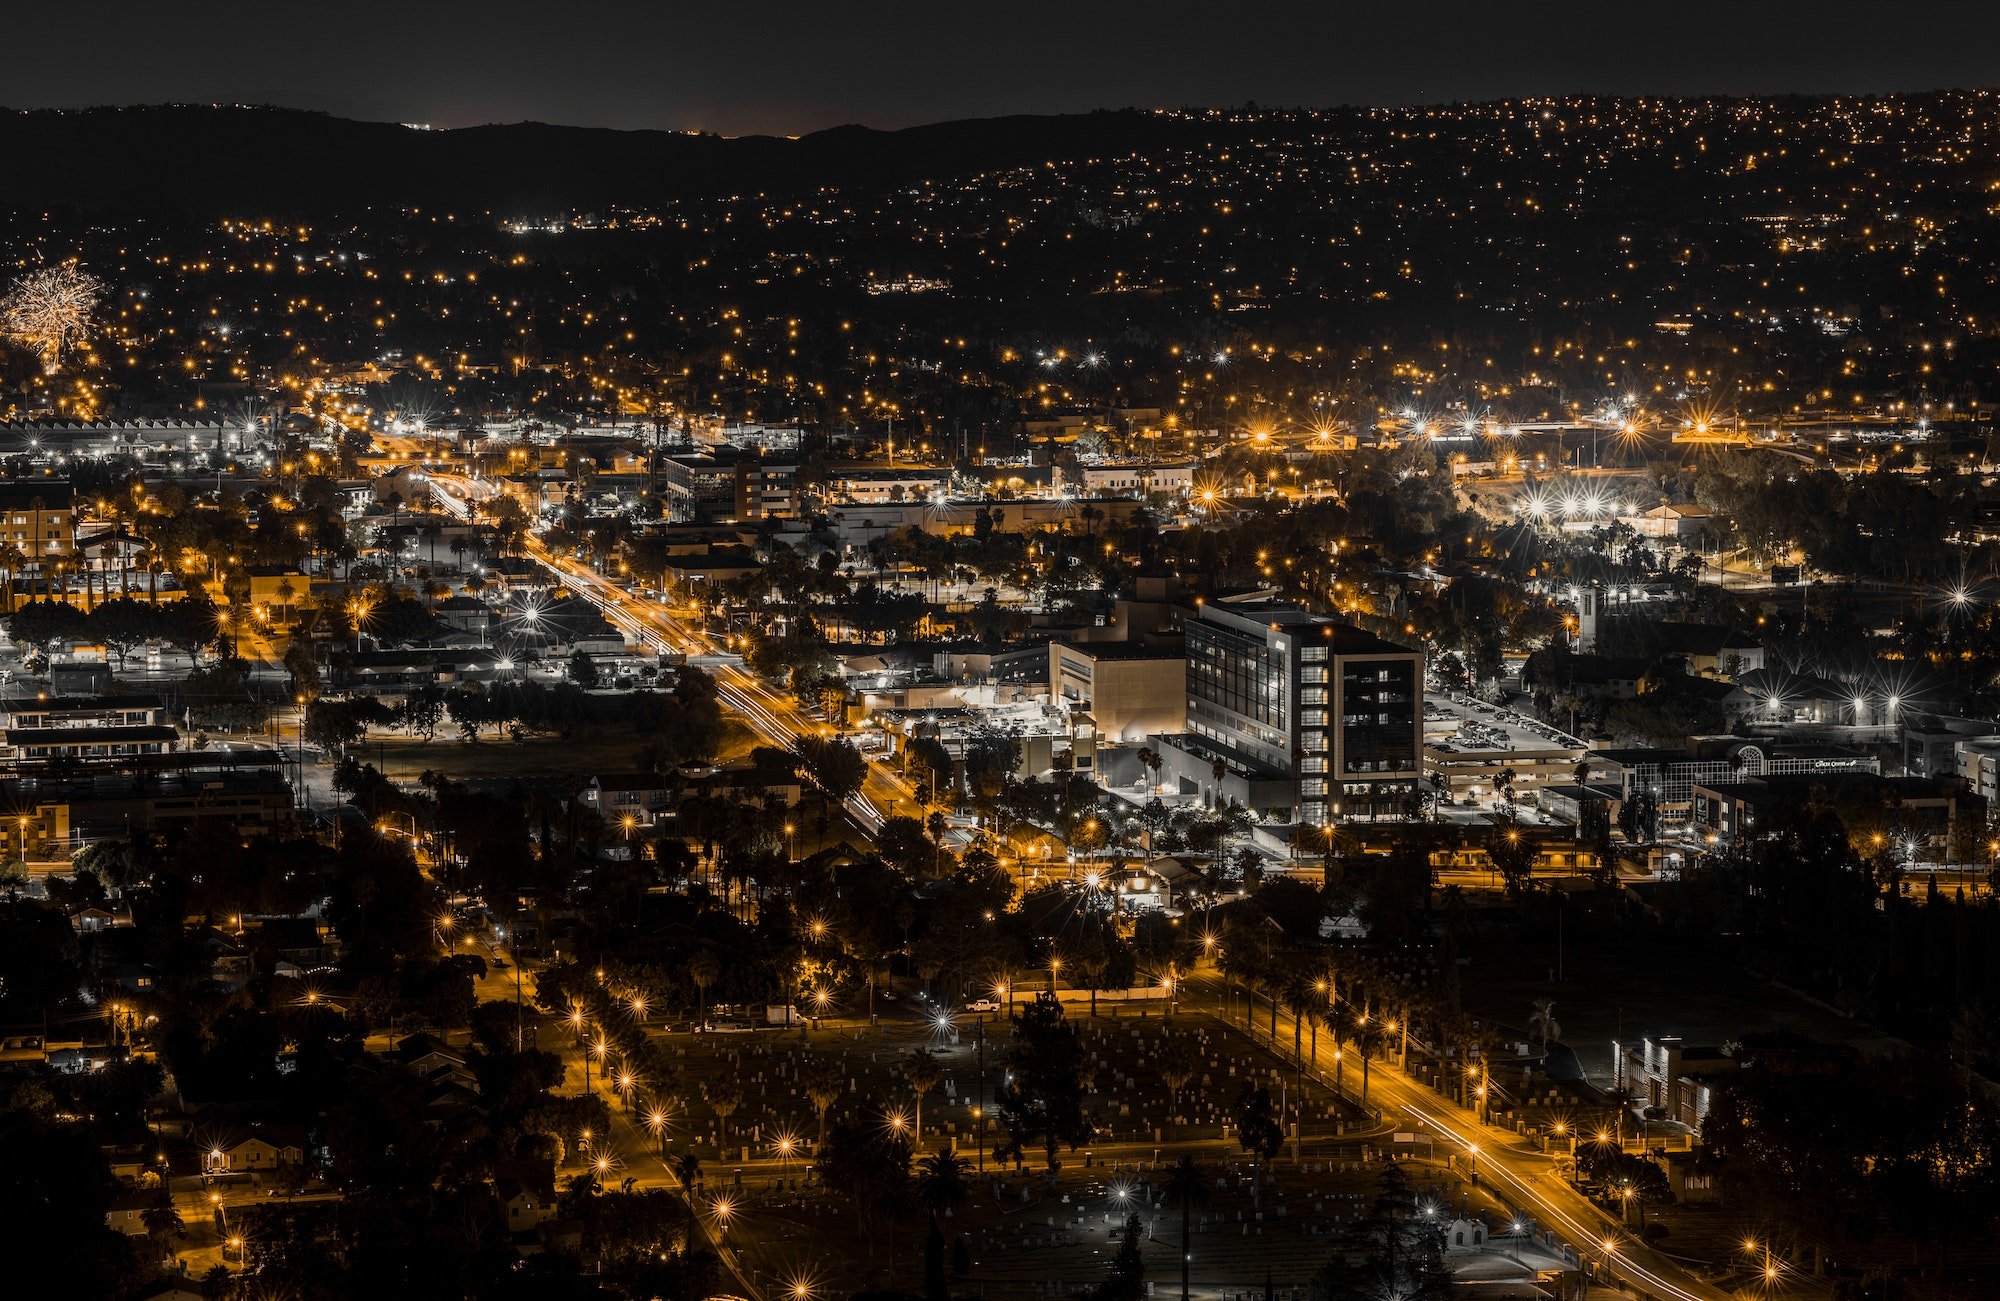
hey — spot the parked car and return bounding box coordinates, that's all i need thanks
[964,998,1001,1013]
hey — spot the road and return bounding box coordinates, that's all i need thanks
[470,949,771,1301]
[419,460,1722,1298]
[425,472,915,837]
[1180,972,1733,1301]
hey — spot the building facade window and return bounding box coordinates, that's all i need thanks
[1340,658,1418,775]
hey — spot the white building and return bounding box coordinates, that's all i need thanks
[1054,461,1195,498]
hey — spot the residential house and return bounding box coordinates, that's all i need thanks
[1560,655,1649,702]
[1733,668,1853,724]
[133,1279,219,1301]
[205,1132,305,1174]
[582,773,674,826]
[1624,502,1714,541]
[498,1178,554,1233]
[1649,621,1764,679]
[107,1189,154,1236]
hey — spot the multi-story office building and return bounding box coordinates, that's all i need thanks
[733,461,800,520]
[1158,601,1423,823]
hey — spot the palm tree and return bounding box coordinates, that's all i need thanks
[672,1149,704,1301]
[914,1149,969,1216]
[1136,745,1163,795]
[673,1150,703,1197]
[0,541,24,613]
[1528,1000,1561,1053]
[1282,970,1315,1064]
[704,1076,743,1149]
[1604,1081,1638,1148]
[687,949,721,1018]
[915,1149,969,1301]
[1158,1032,1198,1139]
[802,1053,843,1148]
[1353,1022,1384,1107]
[1163,1156,1213,1301]
[903,1048,943,1141]
[141,1194,184,1263]
[1077,942,1110,1017]
[1217,932,1267,1032]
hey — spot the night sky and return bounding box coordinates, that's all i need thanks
[10,1,2000,137]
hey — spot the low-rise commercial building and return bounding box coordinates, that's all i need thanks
[0,693,177,764]
[1690,772,1976,851]
[1611,1035,1739,1134]
[1052,461,1196,498]
[1594,737,1879,829]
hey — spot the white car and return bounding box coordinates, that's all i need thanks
[964,998,1001,1014]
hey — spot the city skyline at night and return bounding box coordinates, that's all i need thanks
[4,11,2000,1301]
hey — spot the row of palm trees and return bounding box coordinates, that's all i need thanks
[1211,922,1549,1126]
[1214,931,1406,1111]
[1220,935,1625,1146]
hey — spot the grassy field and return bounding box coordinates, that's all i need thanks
[360,718,761,783]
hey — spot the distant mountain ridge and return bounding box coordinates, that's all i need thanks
[0,103,1188,213]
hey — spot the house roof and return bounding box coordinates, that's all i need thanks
[134,1280,218,1301]
[7,725,177,746]
[496,1177,542,1205]
[3,692,163,712]
[1565,655,1649,683]
[593,772,672,793]
[0,480,74,509]
[1651,621,1761,656]
[1734,668,1853,704]
[219,1132,299,1152]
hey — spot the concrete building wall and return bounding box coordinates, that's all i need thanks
[1050,643,1186,743]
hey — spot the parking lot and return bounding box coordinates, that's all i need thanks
[1422,691,1589,816]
